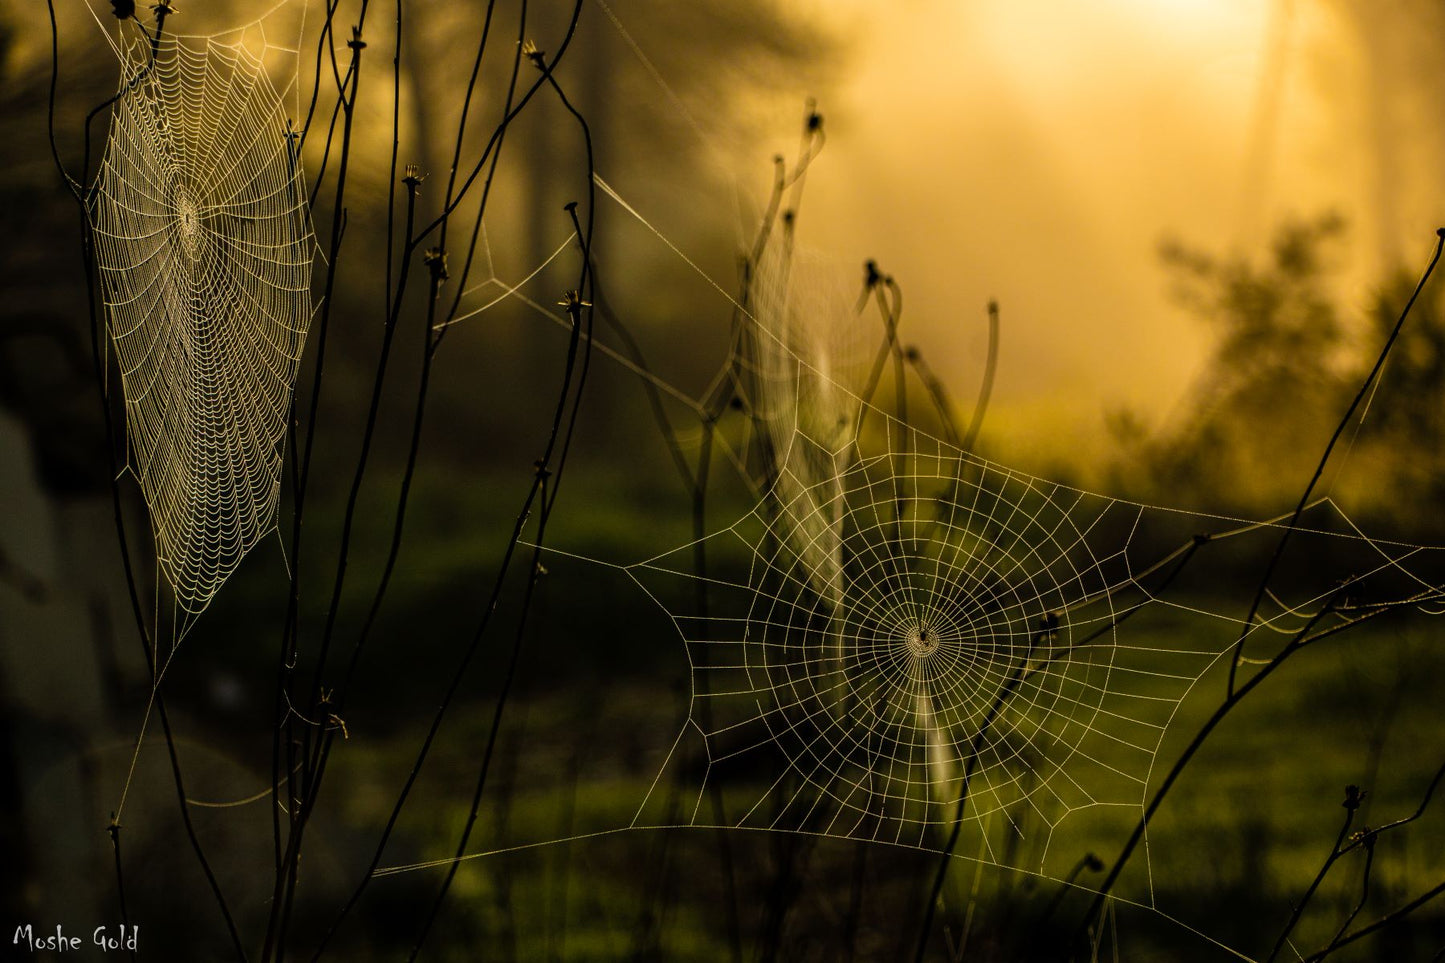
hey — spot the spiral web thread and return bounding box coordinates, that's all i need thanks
[89,26,314,615]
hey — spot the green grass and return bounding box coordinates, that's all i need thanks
[267,598,1444,960]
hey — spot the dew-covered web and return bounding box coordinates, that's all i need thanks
[88,4,314,618]
[646,428,1174,845]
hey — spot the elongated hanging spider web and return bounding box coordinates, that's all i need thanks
[89,25,314,615]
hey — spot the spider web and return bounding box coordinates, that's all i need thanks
[89,19,314,615]
[628,419,1304,856]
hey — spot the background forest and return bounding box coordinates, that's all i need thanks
[4,0,1445,960]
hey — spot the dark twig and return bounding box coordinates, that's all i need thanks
[265,9,370,962]
[437,0,509,330]
[1030,852,1104,951]
[538,70,597,521]
[45,0,80,201]
[1266,787,1363,961]
[401,281,589,962]
[405,49,599,948]
[299,159,419,775]
[106,815,138,963]
[289,4,530,889]
[904,346,961,446]
[1326,832,1376,950]
[1302,876,1445,962]
[961,299,1000,454]
[155,696,248,960]
[294,0,525,839]
[843,843,868,962]
[1081,229,1445,944]
[297,0,344,155]
[1226,230,1445,698]
[1295,760,1445,961]
[277,150,424,962]
[1077,594,1431,943]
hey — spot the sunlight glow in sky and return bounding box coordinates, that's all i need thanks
[784,0,1273,464]
[770,0,1430,470]
[14,0,1440,476]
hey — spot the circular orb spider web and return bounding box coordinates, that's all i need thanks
[743,429,1144,836]
[626,412,1225,862]
[89,31,314,615]
[617,401,1439,876]
[593,279,1445,883]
